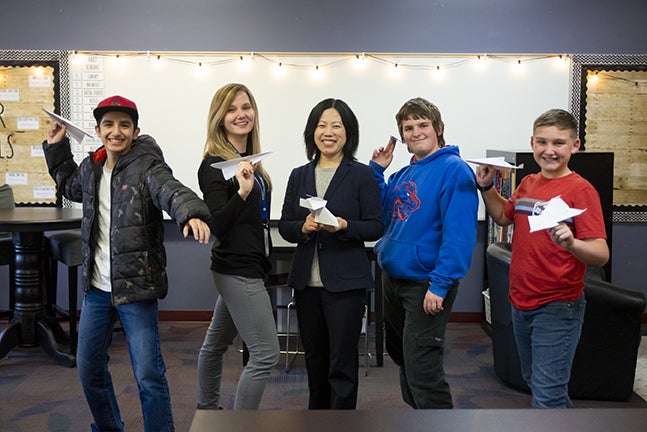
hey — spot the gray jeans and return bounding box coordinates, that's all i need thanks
[197,272,280,409]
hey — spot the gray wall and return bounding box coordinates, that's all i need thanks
[158,220,644,314]
[2,1,646,53]
[0,220,644,315]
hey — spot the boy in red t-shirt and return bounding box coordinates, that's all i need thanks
[476,108,609,408]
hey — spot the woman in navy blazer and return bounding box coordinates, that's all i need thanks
[279,98,384,409]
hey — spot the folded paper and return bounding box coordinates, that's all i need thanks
[42,109,94,144]
[528,196,586,233]
[210,151,272,180]
[299,196,339,227]
[464,157,523,172]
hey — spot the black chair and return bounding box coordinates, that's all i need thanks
[0,184,15,320]
[486,241,645,401]
[45,230,83,354]
[485,242,529,392]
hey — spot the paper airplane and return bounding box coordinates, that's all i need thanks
[210,151,272,180]
[299,196,339,227]
[42,109,94,144]
[528,196,586,233]
[464,157,523,172]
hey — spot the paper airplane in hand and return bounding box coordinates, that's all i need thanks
[210,151,272,180]
[42,109,94,144]
[299,196,339,227]
[464,157,523,172]
[528,196,586,233]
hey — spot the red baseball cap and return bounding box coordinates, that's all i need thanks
[93,95,139,126]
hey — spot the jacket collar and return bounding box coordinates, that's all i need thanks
[304,156,353,199]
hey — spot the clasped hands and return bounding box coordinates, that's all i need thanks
[301,212,347,234]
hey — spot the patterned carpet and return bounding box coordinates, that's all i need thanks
[633,336,647,400]
[0,322,644,431]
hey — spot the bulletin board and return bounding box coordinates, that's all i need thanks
[0,50,69,206]
[571,54,647,221]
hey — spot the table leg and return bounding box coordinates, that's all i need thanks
[374,264,384,367]
[37,316,75,367]
[3,231,75,366]
[0,320,21,358]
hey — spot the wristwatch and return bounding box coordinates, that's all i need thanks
[476,183,494,192]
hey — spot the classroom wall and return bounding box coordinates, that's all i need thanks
[1,1,645,316]
[2,1,646,54]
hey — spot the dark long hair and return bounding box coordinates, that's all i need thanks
[303,98,359,161]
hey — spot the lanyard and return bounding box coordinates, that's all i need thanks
[228,140,270,255]
[254,172,271,257]
[254,172,269,222]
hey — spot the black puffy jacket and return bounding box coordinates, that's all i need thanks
[43,134,211,305]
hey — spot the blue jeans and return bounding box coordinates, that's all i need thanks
[76,288,174,432]
[511,294,586,408]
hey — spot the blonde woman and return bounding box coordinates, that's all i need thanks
[196,83,279,410]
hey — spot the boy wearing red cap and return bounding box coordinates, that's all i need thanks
[43,95,211,431]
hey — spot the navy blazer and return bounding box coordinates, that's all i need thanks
[279,157,384,292]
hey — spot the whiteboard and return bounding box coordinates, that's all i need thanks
[72,54,570,219]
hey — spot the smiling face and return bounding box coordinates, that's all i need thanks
[222,90,256,148]
[95,110,140,167]
[401,116,442,160]
[314,108,347,165]
[530,125,580,178]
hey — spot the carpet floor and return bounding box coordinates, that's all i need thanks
[0,322,644,431]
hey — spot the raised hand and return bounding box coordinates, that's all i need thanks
[371,136,397,169]
[47,122,67,144]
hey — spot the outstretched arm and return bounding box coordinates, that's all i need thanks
[475,165,511,226]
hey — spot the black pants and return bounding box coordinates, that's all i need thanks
[294,287,366,409]
[383,273,458,409]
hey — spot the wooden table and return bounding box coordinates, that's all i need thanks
[0,207,82,367]
[189,408,647,432]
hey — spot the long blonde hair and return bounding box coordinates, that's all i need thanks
[202,83,272,190]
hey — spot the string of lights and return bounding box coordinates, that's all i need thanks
[588,70,647,87]
[70,50,571,76]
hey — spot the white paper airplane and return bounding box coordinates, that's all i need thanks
[528,196,586,233]
[210,151,272,180]
[299,196,339,227]
[464,157,523,172]
[42,108,94,144]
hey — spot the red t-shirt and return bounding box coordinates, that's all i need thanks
[503,172,607,310]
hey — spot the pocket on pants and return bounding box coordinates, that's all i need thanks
[416,333,443,348]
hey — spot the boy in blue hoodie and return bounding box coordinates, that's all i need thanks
[370,97,478,408]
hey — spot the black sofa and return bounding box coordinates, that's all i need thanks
[486,242,645,401]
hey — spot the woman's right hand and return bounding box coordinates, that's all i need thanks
[301,212,323,234]
[235,160,255,200]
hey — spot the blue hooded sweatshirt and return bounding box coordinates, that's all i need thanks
[370,145,478,298]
